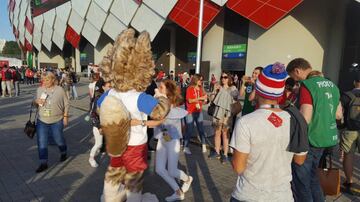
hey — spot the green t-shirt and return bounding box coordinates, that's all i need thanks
[302,76,340,147]
[242,83,255,116]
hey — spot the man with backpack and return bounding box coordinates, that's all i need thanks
[341,72,360,193]
[70,69,78,100]
[13,66,22,96]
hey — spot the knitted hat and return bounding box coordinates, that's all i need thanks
[255,62,288,100]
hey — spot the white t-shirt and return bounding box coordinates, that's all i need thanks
[108,89,148,146]
[230,109,295,202]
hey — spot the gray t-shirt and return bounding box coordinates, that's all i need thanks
[230,109,295,202]
[36,86,69,124]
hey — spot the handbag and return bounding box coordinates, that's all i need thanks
[24,102,38,139]
[317,155,340,196]
[207,102,216,117]
[231,101,242,115]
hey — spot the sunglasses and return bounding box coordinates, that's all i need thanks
[221,76,228,79]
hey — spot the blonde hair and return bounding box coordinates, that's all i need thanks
[100,28,155,92]
[42,72,56,84]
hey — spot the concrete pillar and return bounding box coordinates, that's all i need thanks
[75,48,81,73]
[169,28,176,74]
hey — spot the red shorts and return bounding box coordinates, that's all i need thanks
[110,143,148,173]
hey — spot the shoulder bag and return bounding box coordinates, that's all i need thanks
[24,102,38,139]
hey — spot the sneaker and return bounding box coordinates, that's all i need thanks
[208,151,221,159]
[183,147,192,155]
[221,155,230,164]
[202,144,207,153]
[165,192,184,202]
[60,154,67,162]
[89,158,99,168]
[35,164,48,173]
[181,176,193,193]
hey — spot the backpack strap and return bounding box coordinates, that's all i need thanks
[345,91,356,101]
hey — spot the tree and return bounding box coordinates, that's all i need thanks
[1,41,21,56]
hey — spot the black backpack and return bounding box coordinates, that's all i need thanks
[71,73,78,83]
[345,91,360,130]
[5,70,12,80]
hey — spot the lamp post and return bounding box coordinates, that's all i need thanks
[195,0,204,74]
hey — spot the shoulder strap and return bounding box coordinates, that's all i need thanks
[29,101,39,121]
[345,91,356,101]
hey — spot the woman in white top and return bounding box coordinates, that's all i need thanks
[154,79,193,202]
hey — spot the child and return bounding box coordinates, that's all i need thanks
[88,78,111,167]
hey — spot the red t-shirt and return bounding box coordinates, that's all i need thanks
[299,85,313,106]
[186,86,204,114]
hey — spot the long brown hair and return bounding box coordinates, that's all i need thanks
[162,79,182,105]
[189,74,202,87]
[220,72,234,87]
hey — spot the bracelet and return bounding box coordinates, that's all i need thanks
[64,115,69,117]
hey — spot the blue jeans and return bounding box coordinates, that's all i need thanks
[36,119,67,164]
[184,112,206,147]
[292,147,325,202]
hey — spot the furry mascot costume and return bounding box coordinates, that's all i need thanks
[98,28,170,202]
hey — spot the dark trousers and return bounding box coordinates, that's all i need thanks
[292,147,325,202]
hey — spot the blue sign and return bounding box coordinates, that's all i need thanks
[222,52,246,59]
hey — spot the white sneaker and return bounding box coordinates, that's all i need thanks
[165,192,184,202]
[202,144,207,153]
[183,147,191,155]
[181,176,193,193]
[89,158,99,168]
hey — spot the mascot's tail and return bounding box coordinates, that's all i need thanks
[100,95,130,157]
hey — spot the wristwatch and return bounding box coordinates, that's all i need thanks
[141,120,146,127]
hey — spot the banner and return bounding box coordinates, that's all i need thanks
[31,0,70,17]
[27,53,33,68]
[65,26,81,48]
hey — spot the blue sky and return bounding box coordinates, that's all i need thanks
[0,0,15,41]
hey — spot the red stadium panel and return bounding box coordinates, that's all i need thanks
[65,26,81,48]
[25,38,33,51]
[169,0,221,37]
[227,0,303,29]
[24,17,34,34]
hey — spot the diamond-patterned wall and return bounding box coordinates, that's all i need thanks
[8,0,304,52]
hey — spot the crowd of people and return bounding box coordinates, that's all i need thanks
[0,65,79,100]
[27,58,360,202]
[25,30,360,202]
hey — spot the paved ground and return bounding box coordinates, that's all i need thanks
[0,79,359,202]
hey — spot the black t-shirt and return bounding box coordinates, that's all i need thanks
[340,88,360,127]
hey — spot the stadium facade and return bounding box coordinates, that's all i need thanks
[7,0,360,90]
